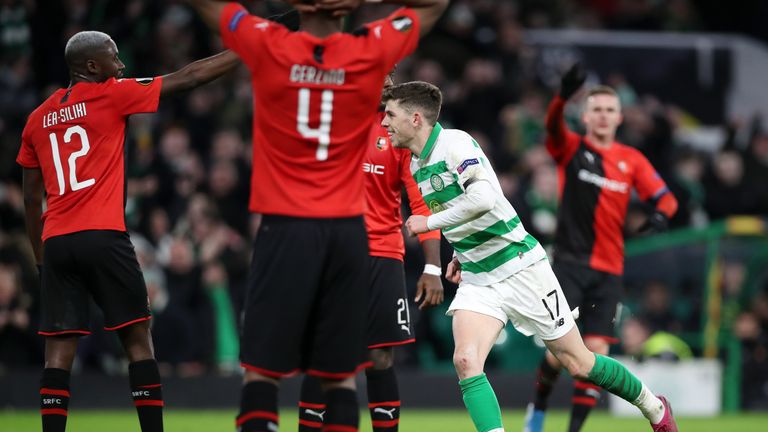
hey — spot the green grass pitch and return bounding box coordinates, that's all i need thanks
[3,409,768,431]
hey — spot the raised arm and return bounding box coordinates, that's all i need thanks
[545,63,586,163]
[23,168,44,265]
[160,49,240,96]
[379,0,449,36]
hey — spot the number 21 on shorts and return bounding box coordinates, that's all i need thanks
[297,88,334,161]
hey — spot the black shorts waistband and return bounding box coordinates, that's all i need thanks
[260,214,364,224]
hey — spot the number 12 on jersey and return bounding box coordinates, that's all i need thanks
[297,88,334,161]
[48,125,96,195]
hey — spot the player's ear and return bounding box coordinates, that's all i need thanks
[412,111,422,128]
[86,59,99,75]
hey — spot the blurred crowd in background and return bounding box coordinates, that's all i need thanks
[2,0,768,408]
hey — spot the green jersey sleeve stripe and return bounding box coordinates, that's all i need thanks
[452,216,521,253]
[422,182,464,205]
[461,234,539,274]
[413,161,449,184]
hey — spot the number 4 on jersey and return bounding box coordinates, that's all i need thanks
[297,88,334,161]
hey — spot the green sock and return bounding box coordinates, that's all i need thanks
[587,354,642,402]
[459,373,503,432]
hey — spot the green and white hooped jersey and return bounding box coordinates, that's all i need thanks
[410,123,547,286]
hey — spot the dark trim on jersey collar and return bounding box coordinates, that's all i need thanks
[421,122,442,159]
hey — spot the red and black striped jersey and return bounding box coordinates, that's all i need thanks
[545,96,671,275]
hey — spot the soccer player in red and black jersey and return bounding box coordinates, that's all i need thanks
[186,1,448,431]
[17,31,239,432]
[297,72,443,432]
[524,64,679,432]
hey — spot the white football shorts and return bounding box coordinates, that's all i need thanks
[447,258,575,341]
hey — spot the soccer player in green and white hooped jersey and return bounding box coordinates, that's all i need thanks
[381,81,678,432]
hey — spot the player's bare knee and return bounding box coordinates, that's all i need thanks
[244,370,280,386]
[369,348,394,370]
[584,337,610,355]
[118,323,154,362]
[320,376,356,391]
[452,349,481,378]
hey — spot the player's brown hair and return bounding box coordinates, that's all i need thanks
[586,85,618,98]
[381,81,442,125]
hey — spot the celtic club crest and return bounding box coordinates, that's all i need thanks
[430,174,445,192]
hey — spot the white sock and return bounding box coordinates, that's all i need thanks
[632,384,665,424]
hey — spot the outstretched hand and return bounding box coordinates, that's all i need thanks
[560,63,587,100]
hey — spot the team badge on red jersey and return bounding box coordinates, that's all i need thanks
[376,136,388,151]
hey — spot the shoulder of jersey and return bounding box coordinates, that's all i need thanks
[440,128,476,149]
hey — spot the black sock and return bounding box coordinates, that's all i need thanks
[366,368,400,432]
[568,380,601,432]
[129,359,164,432]
[237,381,279,432]
[40,368,70,432]
[322,388,358,432]
[533,357,561,411]
[299,375,326,431]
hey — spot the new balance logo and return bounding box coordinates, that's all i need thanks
[373,407,397,419]
[554,317,565,328]
[305,409,325,421]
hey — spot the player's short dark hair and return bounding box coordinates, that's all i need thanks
[587,85,618,98]
[381,81,442,125]
[64,31,112,68]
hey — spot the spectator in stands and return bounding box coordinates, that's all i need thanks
[0,263,39,367]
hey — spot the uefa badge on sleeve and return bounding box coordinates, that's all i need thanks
[391,16,413,32]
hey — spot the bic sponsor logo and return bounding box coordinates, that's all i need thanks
[363,163,385,175]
